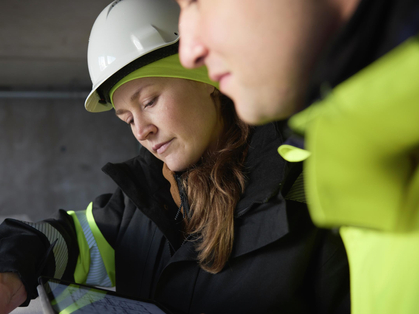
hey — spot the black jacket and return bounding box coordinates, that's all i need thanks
[0,123,350,314]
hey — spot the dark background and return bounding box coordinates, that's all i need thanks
[0,0,139,222]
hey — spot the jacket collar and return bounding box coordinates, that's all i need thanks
[102,149,185,250]
[236,122,287,215]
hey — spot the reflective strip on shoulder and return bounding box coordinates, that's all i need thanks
[23,221,68,279]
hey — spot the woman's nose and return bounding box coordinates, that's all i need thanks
[178,12,208,69]
[132,119,157,142]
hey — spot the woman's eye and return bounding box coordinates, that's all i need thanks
[144,97,158,108]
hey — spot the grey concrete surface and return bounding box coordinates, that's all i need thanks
[0,98,138,222]
[0,0,112,88]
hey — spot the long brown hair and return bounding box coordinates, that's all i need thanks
[181,90,251,274]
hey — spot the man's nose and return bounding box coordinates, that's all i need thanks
[178,12,208,69]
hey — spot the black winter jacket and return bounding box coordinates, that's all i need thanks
[0,123,350,314]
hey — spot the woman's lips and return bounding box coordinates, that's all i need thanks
[154,139,173,154]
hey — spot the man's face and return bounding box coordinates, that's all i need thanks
[177,0,338,125]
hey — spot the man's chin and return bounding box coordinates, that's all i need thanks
[235,104,271,126]
[234,97,293,126]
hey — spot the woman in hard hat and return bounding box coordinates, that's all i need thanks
[0,1,350,313]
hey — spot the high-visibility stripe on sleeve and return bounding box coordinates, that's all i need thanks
[86,203,115,286]
[67,210,90,284]
[68,203,115,287]
[23,221,68,279]
[75,209,113,287]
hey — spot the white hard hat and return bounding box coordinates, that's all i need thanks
[85,0,180,112]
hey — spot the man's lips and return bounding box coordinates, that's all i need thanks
[210,72,232,92]
[209,72,230,83]
[153,139,173,154]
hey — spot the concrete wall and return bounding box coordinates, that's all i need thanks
[0,0,112,88]
[0,98,138,222]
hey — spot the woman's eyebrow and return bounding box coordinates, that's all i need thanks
[130,84,152,102]
[115,108,127,116]
[115,83,154,116]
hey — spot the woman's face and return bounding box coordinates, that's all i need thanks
[113,77,223,172]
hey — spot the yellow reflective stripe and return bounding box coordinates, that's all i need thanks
[86,202,116,286]
[58,288,107,314]
[50,284,80,306]
[278,144,311,162]
[67,211,90,284]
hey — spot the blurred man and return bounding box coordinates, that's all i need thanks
[176,0,419,313]
[177,0,362,125]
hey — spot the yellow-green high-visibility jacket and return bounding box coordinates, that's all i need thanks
[280,28,419,314]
